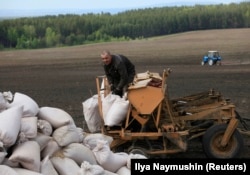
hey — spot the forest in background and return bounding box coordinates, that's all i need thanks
[0,2,249,50]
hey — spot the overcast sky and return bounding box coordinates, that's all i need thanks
[0,0,245,17]
[1,0,244,10]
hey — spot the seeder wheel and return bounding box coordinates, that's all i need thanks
[202,124,244,158]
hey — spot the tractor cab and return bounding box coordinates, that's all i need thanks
[201,51,222,66]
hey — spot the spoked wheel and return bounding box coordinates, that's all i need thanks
[202,124,244,158]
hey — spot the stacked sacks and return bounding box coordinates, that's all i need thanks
[0,91,147,175]
[82,94,102,133]
[83,93,129,131]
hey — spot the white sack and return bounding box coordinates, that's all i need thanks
[104,170,119,175]
[62,143,97,165]
[52,124,80,147]
[0,92,9,112]
[15,132,29,145]
[0,165,19,175]
[31,132,52,151]
[9,141,40,172]
[41,156,58,175]
[37,119,53,136]
[41,139,61,159]
[82,94,102,133]
[38,107,75,129]
[13,168,43,175]
[77,161,104,175]
[0,106,23,147]
[0,151,7,164]
[1,157,20,168]
[2,91,13,101]
[51,156,80,175]
[83,133,113,150]
[20,116,38,138]
[93,140,128,173]
[116,166,131,175]
[104,98,129,126]
[0,142,7,164]
[102,93,119,121]
[9,92,39,117]
[127,153,147,169]
[76,127,84,143]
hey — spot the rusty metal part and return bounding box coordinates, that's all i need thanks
[95,68,245,158]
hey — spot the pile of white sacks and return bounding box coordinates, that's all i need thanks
[0,91,146,175]
[83,93,129,133]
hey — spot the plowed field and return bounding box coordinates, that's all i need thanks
[1,28,249,158]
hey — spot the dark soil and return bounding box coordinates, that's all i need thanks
[0,29,249,158]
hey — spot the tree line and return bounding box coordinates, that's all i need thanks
[0,2,249,49]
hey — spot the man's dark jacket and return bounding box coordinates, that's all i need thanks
[104,54,135,90]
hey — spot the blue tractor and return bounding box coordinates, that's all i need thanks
[201,51,222,66]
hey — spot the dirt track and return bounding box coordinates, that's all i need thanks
[0,29,250,158]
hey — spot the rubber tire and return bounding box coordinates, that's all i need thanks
[217,61,222,66]
[208,59,214,66]
[202,124,244,158]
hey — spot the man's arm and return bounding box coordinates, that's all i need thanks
[104,66,113,85]
[116,62,128,90]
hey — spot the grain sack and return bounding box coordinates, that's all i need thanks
[2,91,13,101]
[0,142,7,164]
[0,151,7,164]
[126,153,147,169]
[15,132,29,145]
[102,93,119,121]
[104,170,119,175]
[31,133,52,151]
[52,124,80,147]
[104,98,129,126]
[0,165,19,175]
[76,127,84,143]
[9,141,40,172]
[51,156,80,175]
[0,92,9,112]
[83,133,113,150]
[82,94,102,133]
[0,106,23,147]
[77,161,104,175]
[37,119,53,136]
[20,116,38,138]
[62,143,97,165]
[1,157,20,168]
[9,92,39,117]
[41,139,61,159]
[41,156,58,175]
[13,168,43,175]
[93,140,127,172]
[38,106,75,129]
[116,166,131,175]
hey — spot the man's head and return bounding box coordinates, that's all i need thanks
[101,50,112,65]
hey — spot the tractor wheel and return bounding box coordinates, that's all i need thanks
[208,59,214,66]
[202,124,244,158]
[217,61,222,66]
[201,61,205,66]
